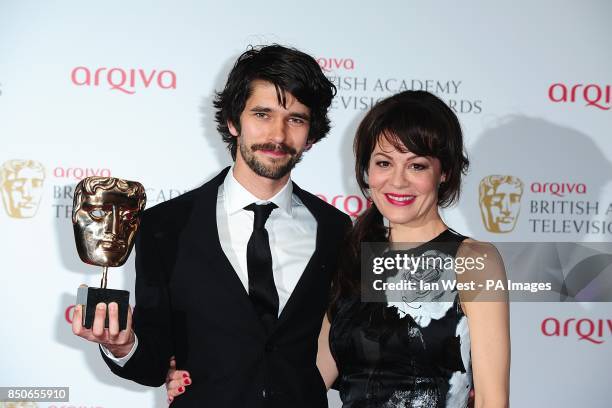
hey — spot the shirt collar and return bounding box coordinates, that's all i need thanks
[224,166,294,216]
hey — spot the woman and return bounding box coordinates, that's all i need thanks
[166,91,510,407]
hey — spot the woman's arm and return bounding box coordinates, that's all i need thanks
[316,314,339,390]
[458,240,510,408]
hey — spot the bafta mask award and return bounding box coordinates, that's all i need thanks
[72,176,146,330]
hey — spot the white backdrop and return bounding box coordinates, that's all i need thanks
[1,1,611,407]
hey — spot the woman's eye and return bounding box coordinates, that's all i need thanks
[410,163,427,171]
[376,161,390,168]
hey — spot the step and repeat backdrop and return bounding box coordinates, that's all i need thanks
[1,1,611,407]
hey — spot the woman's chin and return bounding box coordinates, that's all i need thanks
[382,212,417,227]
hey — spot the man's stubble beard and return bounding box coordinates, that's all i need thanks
[238,136,304,180]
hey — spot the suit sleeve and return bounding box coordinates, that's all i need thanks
[100,213,174,387]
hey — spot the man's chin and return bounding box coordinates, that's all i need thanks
[252,166,291,180]
[246,156,296,180]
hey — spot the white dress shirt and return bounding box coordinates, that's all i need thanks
[102,167,317,366]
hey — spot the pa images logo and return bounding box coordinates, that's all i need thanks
[479,175,524,233]
[0,159,46,218]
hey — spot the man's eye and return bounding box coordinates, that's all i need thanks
[289,117,305,125]
[254,112,268,119]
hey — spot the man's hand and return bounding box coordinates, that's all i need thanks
[72,301,135,358]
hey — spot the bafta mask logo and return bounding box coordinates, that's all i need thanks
[0,159,46,218]
[479,175,524,233]
[72,177,146,267]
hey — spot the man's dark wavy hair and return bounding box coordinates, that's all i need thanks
[213,44,337,160]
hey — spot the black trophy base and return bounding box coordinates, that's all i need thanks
[76,286,129,330]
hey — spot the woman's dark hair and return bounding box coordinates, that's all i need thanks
[213,44,337,159]
[330,91,469,315]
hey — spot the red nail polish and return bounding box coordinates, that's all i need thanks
[184,378,191,385]
[178,386,184,393]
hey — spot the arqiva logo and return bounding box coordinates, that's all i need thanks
[53,166,111,181]
[548,83,611,110]
[530,181,587,197]
[65,304,76,323]
[316,57,355,72]
[71,66,177,94]
[317,194,371,218]
[541,317,612,344]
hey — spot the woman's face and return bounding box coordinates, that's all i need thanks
[367,136,445,228]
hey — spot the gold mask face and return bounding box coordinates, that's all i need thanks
[0,159,46,218]
[72,177,146,267]
[479,175,524,233]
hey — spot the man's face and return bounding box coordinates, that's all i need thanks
[481,182,522,233]
[1,166,45,218]
[73,190,141,267]
[229,80,312,180]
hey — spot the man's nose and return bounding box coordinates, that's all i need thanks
[268,118,288,144]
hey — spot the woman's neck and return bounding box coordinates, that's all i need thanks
[389,215,448,243]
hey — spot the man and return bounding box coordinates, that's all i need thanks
[72,45,352,407]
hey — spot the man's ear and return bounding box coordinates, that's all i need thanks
[304,140,314,152]
[228,121,239,137]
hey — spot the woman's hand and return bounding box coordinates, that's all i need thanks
[165,356,191,405]
[316,314,339,390]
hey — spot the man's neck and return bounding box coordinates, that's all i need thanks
[232,158,290,201]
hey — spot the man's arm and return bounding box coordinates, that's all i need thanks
[100,334,139,367]
[104,214,175,386]
[73,214,175,386]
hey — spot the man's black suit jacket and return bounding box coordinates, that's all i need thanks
[101,167,352,407]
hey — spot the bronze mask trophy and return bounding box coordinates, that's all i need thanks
[72,176,146,330]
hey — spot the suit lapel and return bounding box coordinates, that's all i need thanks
[182,171,332,336]
[183,167,264,334]
[273,182,331,330]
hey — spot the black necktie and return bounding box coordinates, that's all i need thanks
[244,202,279,331]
